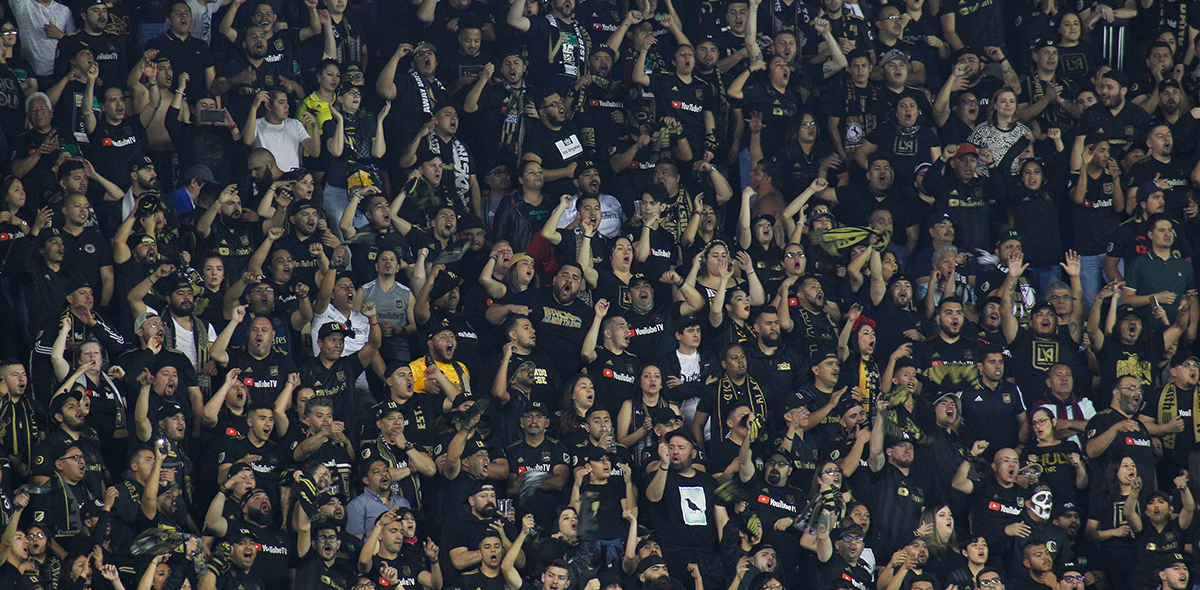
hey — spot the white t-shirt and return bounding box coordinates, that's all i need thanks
[252,118,311,173]
[187,0,223,44]
[557,193,626,238]
[10,0,76,76]
[311,307,370,357]
[677,349,701,385]
[169,316,217,372]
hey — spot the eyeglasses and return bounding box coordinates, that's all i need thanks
[250,287,274,294]
[784,252,806,259]
[798,121,817,127]
[1,31,17,36]
[316,535,339,543]
[1180,361,1200,368]
[1031,418,1051,426]
[979,579,1004,588]
[59,454,85,463]
[541,100,564,109]
[765,460,790,468]
[824,469,842,476]
[1061,576,1084,583]
[346,72,365,80]
[1116,385,1142,393]
[1046,295,1071,302]
[763,584,784,590]
[840,535,864,543]
[881,14,903,20]
[27,531,45,539]
[355,584,375,590]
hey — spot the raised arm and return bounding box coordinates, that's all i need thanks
[581,299,609,364]
[506,0,531,33]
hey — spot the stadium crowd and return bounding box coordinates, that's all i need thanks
[0,0,1200,589]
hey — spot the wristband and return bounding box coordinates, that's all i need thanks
[404,442,416,451]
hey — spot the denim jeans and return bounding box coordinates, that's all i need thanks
[323,184,367,240]
[1079,253,1106,308]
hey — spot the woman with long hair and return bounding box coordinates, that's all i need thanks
[917,504,962,582]
[1086,456,1140,590]
[617,365,679,461]
[0,175,33,356]
[837,306,880,409]
[773,110,842,197]
[1007,156,1068,295]
[50,323,126,473]
[532,505,579,571]
[1026,406,1089,505]
[967,87,1032,177]
[556,374,596,447]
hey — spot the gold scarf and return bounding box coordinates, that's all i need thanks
[1157,382,1198,451]
[718,373,768,443]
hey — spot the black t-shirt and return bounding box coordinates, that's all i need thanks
[587,347,641,413]
[513,288,594,378]
[626,301,684,363]
[87,116,145,191]
[647,72,712,141]
[959,380,1026,454]
[1085,408,1157,489]
[1077,102,1152,158]
[969,478,1026,547]
[739,80,801,159]
[773,140,837,198]
[321,110,379,189]
[1026,440,1084,506]
[297,354,369,448]
[0,66,26,143]
[221,346,298,408]
[1125,156,1193,217]
[912,336,980,393]
[1068,170,1122,256]
[746,344,810,409]
[649,470,721,552]
[522,121,586,198]
[144,32,214,100]
[863,124,938,186]
[523,14,590,86]
[867,463,926,558]
[1106,217,1194,268]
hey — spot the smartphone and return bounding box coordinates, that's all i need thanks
[1152,295,1159,307]
[200,110,226,124]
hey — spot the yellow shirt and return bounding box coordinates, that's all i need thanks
[409,357,470,394]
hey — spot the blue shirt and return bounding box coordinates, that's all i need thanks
[346,488,410,537]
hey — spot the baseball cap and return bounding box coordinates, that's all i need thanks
[154,399,185,420]
[880,49,909,65]
[130,155,154,173]
[182,164,217,185]
[1171,349,1200,367]
[154,273,194,297]
[414,42,437,55]
[1137,181,1165,201]
[317,322,354,340]
[38,228,65,246]
[229,526,258,543]
[995,230,1026,249]
[952,143,979,159]
[375,400,404,420]
[574,160,600,178]
[429,270,463,301]
[751,213,776,227]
